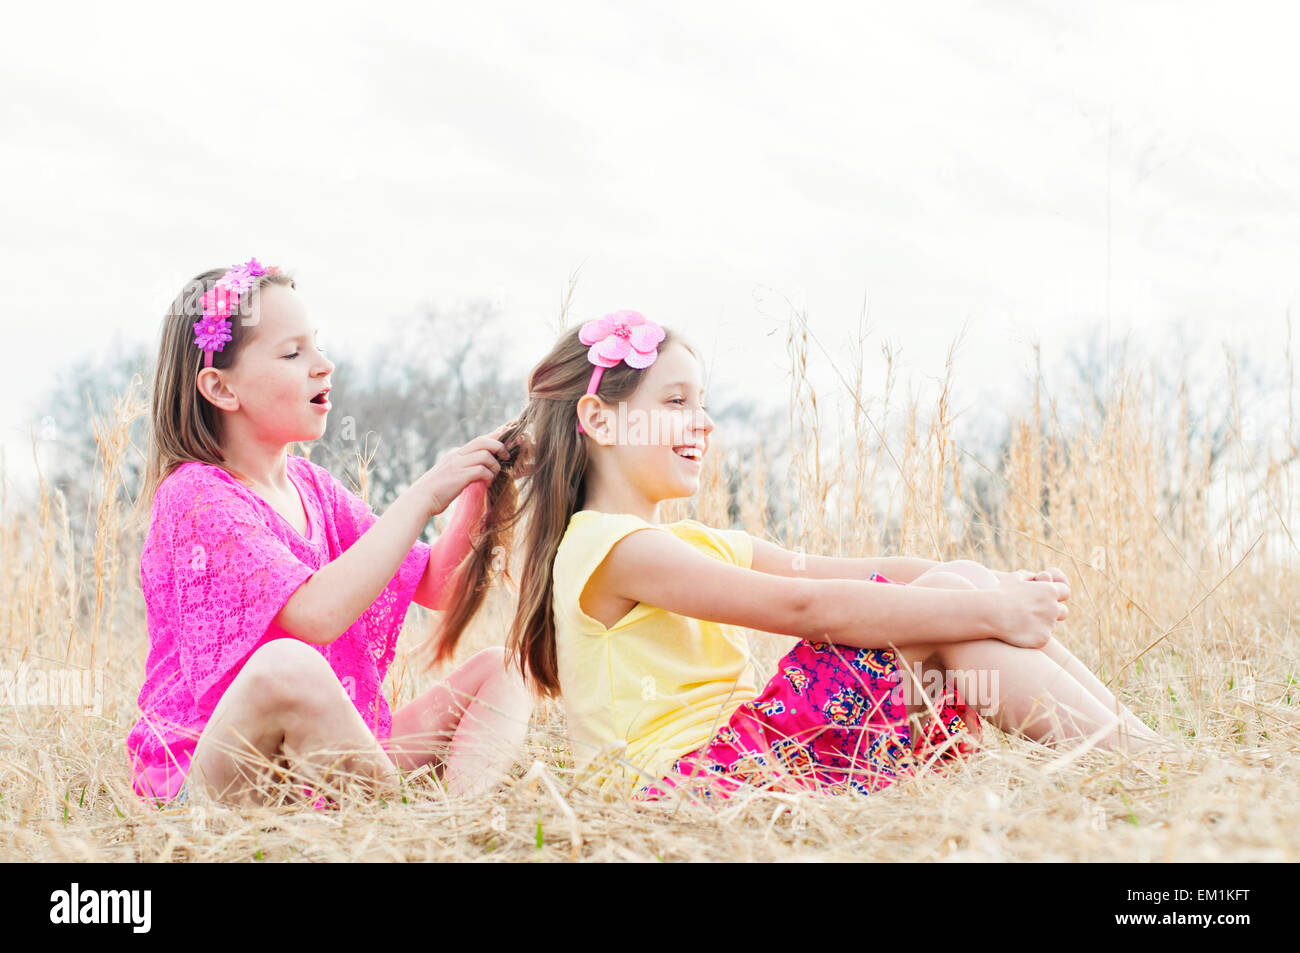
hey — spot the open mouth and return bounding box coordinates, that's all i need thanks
[310,386,331,407]
[673,445,703,461]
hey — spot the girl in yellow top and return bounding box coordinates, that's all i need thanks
[435,312,1175,800]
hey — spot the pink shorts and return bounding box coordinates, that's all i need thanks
[635,572,982,801]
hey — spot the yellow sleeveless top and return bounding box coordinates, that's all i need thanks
[552,510,759,799]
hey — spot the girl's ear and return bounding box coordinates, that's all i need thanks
[196,367,239,413]
[576,393,614,445]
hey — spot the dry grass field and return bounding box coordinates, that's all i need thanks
[2,320,1297,862]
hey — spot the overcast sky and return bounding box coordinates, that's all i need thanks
[4,2,1299,496]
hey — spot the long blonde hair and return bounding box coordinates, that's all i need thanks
[134,267,296,525]
[433,324,693,695]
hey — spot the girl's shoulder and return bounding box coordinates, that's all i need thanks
[152,457,319,517]
[284,453,350,499]
[155,459,238,503]
[560,510,655,547]
[158,454,323,496]
[285,452,327,479]
[565,509,652,529]
[561,511,739,546]
[555,510,657,570]
[659,517,754,568]
[553,512,662,622]
[144,461,251,551]
[147,460,250,526]
[555,511,740,572]
[557,512,750,564]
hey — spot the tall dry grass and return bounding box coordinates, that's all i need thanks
[1,318,1297,862]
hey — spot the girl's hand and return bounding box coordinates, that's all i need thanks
[993,575,1070,649]
[1030,567,1070,601]
[419,430,511,518]
[504,426,536,480]
[994,567,1071,602]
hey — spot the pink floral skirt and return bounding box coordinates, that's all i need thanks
[634,573,982,801]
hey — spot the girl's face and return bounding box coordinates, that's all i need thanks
[588,341,714,503]
[219,283,334,444]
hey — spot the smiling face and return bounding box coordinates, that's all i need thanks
[579,341,714,508]
[205,282,334,445]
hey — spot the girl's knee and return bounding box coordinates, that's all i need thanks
[936,559,998,588]
[244,638,330,678]
[472,645,509,667]
[481,647,532,697]
[913,569,977,590]
[241,639,341,716]
[469,646,534,710]
[463,646,509,681]
[445,646,512,694]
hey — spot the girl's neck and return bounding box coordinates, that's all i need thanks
[218,430,294,491]
[580,470,661,524]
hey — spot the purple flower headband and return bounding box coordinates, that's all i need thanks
[576,310,666,435]
[192,257,278,367]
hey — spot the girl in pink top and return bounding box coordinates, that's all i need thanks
[127,259,533,807]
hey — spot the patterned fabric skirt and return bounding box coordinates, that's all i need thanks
[634,573,982,801]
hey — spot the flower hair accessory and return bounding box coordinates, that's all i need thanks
[192,257,277,367]
[576,310,666,435]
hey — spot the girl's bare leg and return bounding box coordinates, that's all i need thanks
[940,634,1168,752]
[189,638,401,806]
[1039,636,1163,742]
[388,646,534,797]
[896,566,1172,754]
[938,562,1165,743]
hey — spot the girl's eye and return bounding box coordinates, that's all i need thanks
[284,352,299,359]
[670,397,686,405]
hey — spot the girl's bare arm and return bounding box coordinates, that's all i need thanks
[411,480,488,611]
[273,470,451,645]
[748,536,940,583]
[749,537,1072,603]
[274,436,505,645]
[593,530,1065,650]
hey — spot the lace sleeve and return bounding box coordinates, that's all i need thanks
[163,473,316,709]
[323,469,382,553]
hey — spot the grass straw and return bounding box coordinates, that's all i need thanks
[1,313,1297,862]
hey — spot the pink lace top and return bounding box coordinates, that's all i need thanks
[127,453,434,802]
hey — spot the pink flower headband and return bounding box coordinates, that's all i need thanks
[192,257,278,367]
[576,310,666,435]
